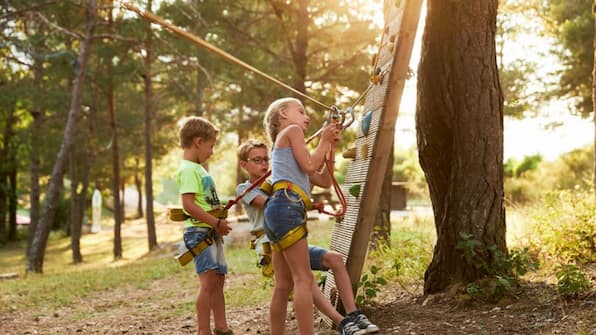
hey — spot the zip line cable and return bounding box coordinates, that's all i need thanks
[120,2,332,111]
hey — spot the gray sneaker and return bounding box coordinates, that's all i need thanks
[338,319,367,335]
[350,312,379,333]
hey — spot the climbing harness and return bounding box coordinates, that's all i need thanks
[176,231,214,266]
[249,230,273,277]
[270,224,308,252]
[173,206,227,266]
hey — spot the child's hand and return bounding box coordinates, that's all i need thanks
[217,219,232,236]
[320,124,340,146]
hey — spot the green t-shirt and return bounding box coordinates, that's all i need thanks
[176,160,221,228]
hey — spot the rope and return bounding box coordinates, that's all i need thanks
[120,1,332,111]
[120,2,372,218]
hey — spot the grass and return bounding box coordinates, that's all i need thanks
[1,206,551,315]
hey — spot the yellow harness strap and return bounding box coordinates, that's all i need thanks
[249,229,265,249]
[168,206,228,222]
[270,224,308,251]
[176,236,213,266]
[271,181,313,210]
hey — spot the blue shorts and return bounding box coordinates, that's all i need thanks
[264,189,307,245]
[309,245,328,271]
[183,226,227,275]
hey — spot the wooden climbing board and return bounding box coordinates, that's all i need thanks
[322,0,423,326]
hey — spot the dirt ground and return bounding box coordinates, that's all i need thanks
[2,220,594,334]
[1,268,594,335]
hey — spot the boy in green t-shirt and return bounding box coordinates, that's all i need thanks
[176,116,233,335]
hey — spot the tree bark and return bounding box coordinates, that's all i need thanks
[292,0,308,94]
[0,100,15,243]
[69,149,82,263]
[108,67,123,260]
[8,166,17,241]
[144,0,158,251]
[134,159,143,219]
[105,5,123,260]
[27,0,97,273]
[0,173,6,243]
[27,62,43,259]
[416,0,506,293]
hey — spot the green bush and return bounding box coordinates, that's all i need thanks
[555,264,591,298]
[457,233,539,302]
[528,190,596,265]
[504,146,593,205]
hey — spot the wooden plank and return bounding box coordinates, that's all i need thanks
[321,0,423,326]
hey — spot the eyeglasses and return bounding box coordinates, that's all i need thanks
[247,157,269,165]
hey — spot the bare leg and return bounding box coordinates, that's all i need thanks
[322,251,358,314]
[312,281,343,324]
[212,273,230,332]
[270,250,293,335]
[283,238,315,335]
[197,270,217,335]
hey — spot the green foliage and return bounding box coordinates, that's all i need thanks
[527,189,596,265]
[356,265,388,307]
[543,0,593,116]
[457,233,539,302]
[504,154,543,178]
[504,146,593,204]
[555,264,591,298]
[497,1,550,118]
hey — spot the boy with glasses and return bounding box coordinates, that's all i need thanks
[236,139,378,335]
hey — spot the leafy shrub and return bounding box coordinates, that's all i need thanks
[555,264,591,298]
[528,189,596,265]
[457,233,539,302]
[504,154,542,178]
[504,146,593,205]
[356,265,388,306]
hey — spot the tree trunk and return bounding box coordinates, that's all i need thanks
[28,62,43,259]
[69,149,83,263]
[108,74,123,260]
[106,6,123,260]
[8,166,17,241]
[121,181,126,219]
[1,99,17,243]
[370,147,393,250]
[416,0,506,294]
[0,173,6,243]
[135,159,143,219]
[27,0,97,273]
[144,0,158,251]
[292,0,308,94]
[196,64,206,116]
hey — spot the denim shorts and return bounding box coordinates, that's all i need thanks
[308,245,329,271]
[183,226,227,275]
[264,189,307,245]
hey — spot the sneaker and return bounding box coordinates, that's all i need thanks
[337,318,367,335]
[350,311,379,333]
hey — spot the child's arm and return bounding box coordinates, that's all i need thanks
[181,193,232,235]
[283,124,338,174]
[248,194,268,209]
[309,162,333,188]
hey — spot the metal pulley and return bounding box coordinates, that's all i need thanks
[326,105,355,130]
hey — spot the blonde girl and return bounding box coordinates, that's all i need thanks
[263,97,339,335]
